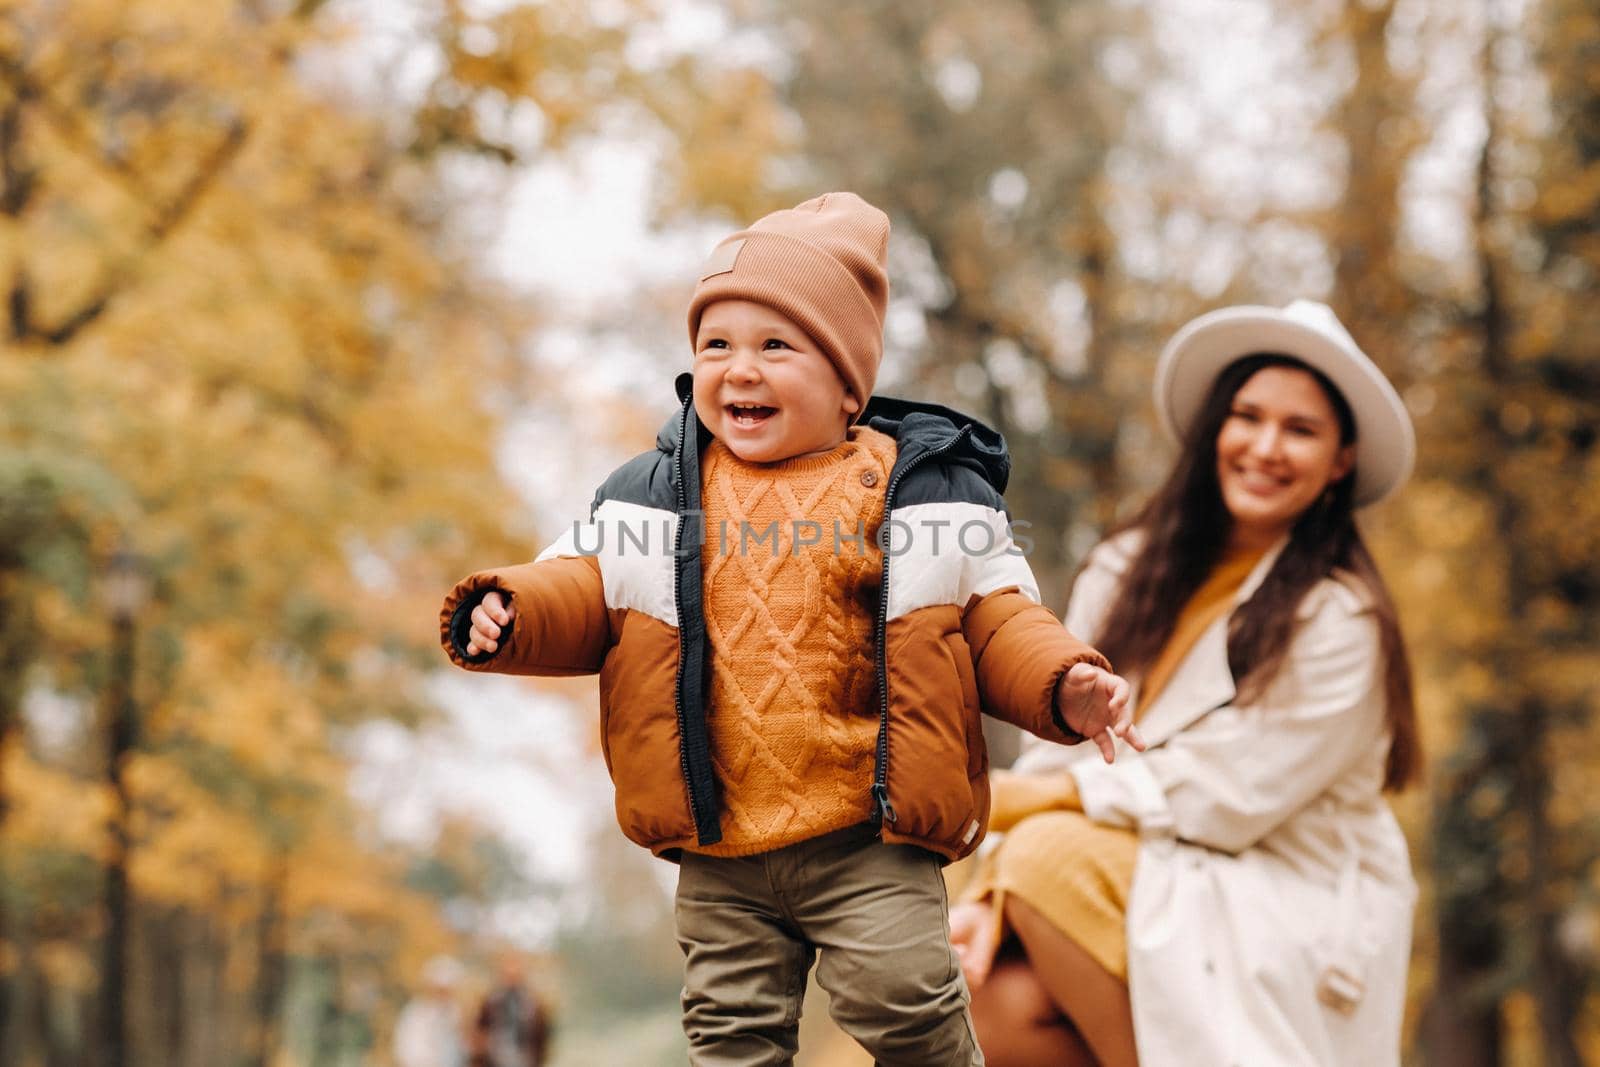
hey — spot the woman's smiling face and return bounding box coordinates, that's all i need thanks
[1215,365,1355,548]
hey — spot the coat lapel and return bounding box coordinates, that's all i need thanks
[1133,537,1288,747]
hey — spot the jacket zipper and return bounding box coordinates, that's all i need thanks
[871,425,973,827]
[673,399,721,845]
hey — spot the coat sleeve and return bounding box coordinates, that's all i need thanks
[440,553,611,676]
[1069,593,1388,854]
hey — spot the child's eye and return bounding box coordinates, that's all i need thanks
[701,339,729,351]
[762,338,791,351]
[1228,409,1259,424]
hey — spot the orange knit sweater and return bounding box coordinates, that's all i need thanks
[692,427,898,856]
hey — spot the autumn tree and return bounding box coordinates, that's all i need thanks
[680,0,1152,603]
[1415,0,1598,1062]
[0,0,683,1063]
[1302,0,1598,1059]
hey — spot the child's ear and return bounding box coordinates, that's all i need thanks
[843,390,861,416]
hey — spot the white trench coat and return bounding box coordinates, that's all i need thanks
[1011,532,1416,1067]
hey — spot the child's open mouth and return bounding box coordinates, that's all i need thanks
[727,403,777,427]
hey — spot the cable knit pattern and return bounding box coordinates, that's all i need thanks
[693,426,896,856]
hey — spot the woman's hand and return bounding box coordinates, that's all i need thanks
[949,900,1002,990]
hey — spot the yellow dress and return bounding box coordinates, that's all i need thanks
[968,545,1265,981]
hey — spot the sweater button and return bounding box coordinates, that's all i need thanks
[860,470,879,487]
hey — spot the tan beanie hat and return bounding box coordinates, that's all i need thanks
[687,192,890,416]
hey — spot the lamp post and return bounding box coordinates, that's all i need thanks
[100,547,148,1067]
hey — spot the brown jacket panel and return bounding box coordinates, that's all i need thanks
[963,586,1111,741]
[878,606,986,860]
[441,556,611,676]
[597,609,698,848]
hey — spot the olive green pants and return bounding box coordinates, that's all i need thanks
[674,823,983,1066]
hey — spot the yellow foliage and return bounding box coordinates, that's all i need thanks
[651,67,798,223]
[0,2,610,1055]
[127,755,276,908]
[2,745,113,859]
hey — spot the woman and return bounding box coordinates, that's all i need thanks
[950,300,1421,1067]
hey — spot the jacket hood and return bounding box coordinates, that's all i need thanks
[665,372,1010,492]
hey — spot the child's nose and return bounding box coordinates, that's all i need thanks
[727,353,762,382]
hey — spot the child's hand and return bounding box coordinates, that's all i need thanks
[948,900,1001,991]
[466,591,515,656]
[1056,661,1144,763]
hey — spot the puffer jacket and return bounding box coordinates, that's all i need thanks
[441,378,1108,861]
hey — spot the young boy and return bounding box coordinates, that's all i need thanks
[441,192,1140,1065]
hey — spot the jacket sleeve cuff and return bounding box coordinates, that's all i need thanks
[440,574,511,668]
[1047,667,1091,743]
[1043,641,1118,742]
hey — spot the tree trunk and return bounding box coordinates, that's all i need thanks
[250,858,289,1067]
[1330,0,1415,378]
[1526,758,1584,1067]
[1420,724,1507,1067]
[35,961,80,1067]
[100,611,136,1067]
[0,580,32,1066]
[1419,959,1502,1067]
[141,906,187,1067]
[1466,11,1584,1060]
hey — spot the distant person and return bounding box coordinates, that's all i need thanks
[393,956,466,1067]
[950,301,1423,1066]
[440,192,1140,1064]
[468,954,551,1067]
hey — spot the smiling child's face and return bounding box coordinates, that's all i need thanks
[692,299,860,464]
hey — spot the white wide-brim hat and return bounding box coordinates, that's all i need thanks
[1154,299,1416,507]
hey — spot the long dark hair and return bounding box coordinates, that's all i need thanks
[1094,354,1421,790]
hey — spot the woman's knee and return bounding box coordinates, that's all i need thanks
[971,958,1094,1067]
[971,958,1058,1033]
